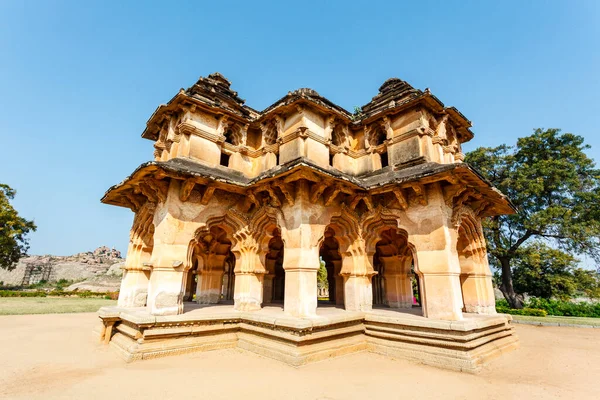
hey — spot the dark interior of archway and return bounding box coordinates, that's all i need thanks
[186,226,235,303]
[268,230,285,302]
[222,251,235,301]
[319,227,341,305]
[456,223,474,312]
[372,228,411,307]
[183,258,199,302]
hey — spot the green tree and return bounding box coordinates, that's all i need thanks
[466,129,600,308]
[572,268,600,299]
[317,259,328,290]
[512,242,589,300]
[0,184,36,270]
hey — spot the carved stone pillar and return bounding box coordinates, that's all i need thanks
[280,180,327,317]
[145,196,195,316]
[118,267,150,307]
[282,245,320,317]
[341,249,375,312]
[262,273,275,304]
[461,274,496,314]
[459,249,496,314]
[196,269,224,304]
[118,204,155,308]
[147,265,187,316]
[379,256,413,309]
[412,244,464,320]
[331,259,344,306]
[233,271,264,311]
[232,232,265,311]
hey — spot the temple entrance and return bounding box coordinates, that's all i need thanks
[372,228,417,310]
[265,229,285,303]
[318,227,344,307]
[189,226,235,305]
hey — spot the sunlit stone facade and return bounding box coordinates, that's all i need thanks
[98,73,518,371]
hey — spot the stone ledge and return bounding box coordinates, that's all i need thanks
[99,306,519,373]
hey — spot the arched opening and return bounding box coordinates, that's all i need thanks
[263,125,277,146]
[331,125,346,147]
[265,229,285,303]
[372,228,418,311]
[456,213,493,314]
[189,226,235,305]
[318,227,344,307]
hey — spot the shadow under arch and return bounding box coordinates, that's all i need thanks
[318,227,344,307]
[361,210,425,316]
[185,225,235,304]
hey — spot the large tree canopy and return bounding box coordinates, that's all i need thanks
[511,242,600,300]
[0,184,36,270]
[466,128,600,308]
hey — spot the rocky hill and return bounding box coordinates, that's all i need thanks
[0,246,125,292]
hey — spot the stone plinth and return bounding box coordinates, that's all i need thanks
[97,304,518,373]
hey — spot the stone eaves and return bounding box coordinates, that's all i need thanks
[101,157,516,216]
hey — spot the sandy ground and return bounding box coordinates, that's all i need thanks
[0,313,598,400]
[0,298,116,315]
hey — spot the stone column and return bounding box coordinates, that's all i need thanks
[461,274,496,314]
[331,259,344,306]
[263,273,275,304]
[412,245,464,320]
[117,207,154,308]
[145,196,196,316]
[343,275,373,312]
[196,269,224,304]
[280,181,327,317]
[283,245,320,317]
[342,251,374,312]
[459,253,496,314]
[380,256,413,309]
[117,267,150,307]
[232,234,265,311]
[147,264,187,316]
[233,271,264,311]
[195,254,226,304]
[408,183,464,321]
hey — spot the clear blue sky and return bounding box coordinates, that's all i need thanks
[1,1,599,256]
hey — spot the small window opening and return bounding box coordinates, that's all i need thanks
[224,129,234,145]
[381,152,389,168]
[220,153,230,167]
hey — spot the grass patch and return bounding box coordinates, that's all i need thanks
[0,297,117,315]
[510,314,600,327]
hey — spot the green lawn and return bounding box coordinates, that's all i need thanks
[0,297,117,315]
[511,314,600,327]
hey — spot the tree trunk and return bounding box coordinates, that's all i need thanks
[498,256,524,309]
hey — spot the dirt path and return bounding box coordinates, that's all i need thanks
[0,313,598,399]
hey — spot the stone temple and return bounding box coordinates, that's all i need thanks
[97,73,519,372]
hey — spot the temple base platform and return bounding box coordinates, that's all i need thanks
[96,303,519,373]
